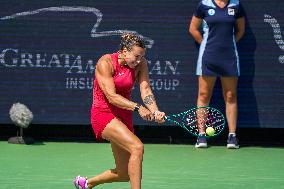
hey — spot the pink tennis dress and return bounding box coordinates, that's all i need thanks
[91,53,135,140]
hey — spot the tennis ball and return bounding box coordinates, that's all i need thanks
[206,127,215,136]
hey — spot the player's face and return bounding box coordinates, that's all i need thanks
[124,46,145,69]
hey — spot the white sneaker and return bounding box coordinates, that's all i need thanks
[195,135,208,148]
[227,134,239,149]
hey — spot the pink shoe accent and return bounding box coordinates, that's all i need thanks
[73,175,88,189]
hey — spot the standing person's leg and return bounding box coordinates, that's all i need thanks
[220,76,239,149]
[197,76,216,107]
[220,77,238,133]
[87,117,143,189]
[195,76,216,148]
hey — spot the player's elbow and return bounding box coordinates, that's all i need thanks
[236,29,245,42]
[240,28,245,38]
[189,26,194,35]
[189,24,198,36]
[105,92,118,106]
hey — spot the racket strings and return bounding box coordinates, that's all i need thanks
[165,107,225,137]
[183,108,225,135]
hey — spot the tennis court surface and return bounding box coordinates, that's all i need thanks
[1,141,284,189]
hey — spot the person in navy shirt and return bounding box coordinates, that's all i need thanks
[189,0,245,149]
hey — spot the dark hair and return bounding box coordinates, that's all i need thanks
[119,33,146,51]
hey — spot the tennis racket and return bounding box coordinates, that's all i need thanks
[165,106,225,137]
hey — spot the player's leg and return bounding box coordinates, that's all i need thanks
[220,76,238,133]
[197,76,217,107]
[195,76,217,148]
[220,76,239,149]
[86,142,131,188]
[102,118,143,189]
[87,117,143,189]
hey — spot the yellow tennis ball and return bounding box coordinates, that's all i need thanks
[206,127,215,136]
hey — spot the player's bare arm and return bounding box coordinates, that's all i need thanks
[189,16,203,44]
[96,54,154,121]
[235,17,245,42]
[95,55,137,111]
[138,59,165,122]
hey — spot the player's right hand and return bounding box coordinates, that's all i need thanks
[153,110,166,123]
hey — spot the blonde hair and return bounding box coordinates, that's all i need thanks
[119,33,146,51]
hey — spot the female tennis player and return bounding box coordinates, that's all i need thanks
[189,0,245,148]
[73,33,165,189]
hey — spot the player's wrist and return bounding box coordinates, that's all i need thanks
[152,110,159,117]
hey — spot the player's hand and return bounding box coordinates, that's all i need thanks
[153,110,166,123]
[138,106,154,121]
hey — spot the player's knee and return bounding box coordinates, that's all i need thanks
[117,173,130,182]
[198,91,211,103]
[112,169,130,182]
[224,91,237,103]
[130,142,144,156]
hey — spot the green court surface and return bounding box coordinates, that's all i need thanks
[0,141,284,189]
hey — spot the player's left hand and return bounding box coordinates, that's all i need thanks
[153,110,165,123]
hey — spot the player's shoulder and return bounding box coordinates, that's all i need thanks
[96,54,113,71]
[199,0,215,7]
[140,57,148,66]
[98,54,112,63]
[97,54,112,66]
[227,0,241,7]
[136,57,148,72]
[199,0,241,7]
